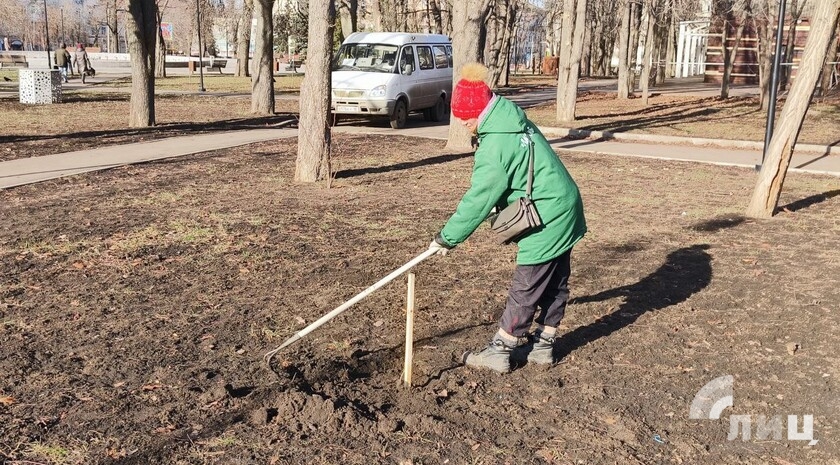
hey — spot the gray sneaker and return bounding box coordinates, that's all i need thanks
[462,339,513,373]
[511,332,557,365]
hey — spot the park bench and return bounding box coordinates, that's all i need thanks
[205,58,227,74]
[0,53,28,69]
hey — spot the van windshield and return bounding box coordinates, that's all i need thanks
[332,43,400,73]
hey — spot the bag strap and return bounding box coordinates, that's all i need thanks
[525,133,535,199]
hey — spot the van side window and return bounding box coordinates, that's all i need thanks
[433,45,448,69]
[399,46,415,74]
[417,46,434,70]
[446,45,453,68]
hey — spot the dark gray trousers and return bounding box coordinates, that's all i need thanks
[499,250,571,337]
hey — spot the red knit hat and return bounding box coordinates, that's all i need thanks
[451,62,492,120]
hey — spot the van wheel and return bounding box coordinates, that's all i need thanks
[430,96,447,122]
[390,100,408,129]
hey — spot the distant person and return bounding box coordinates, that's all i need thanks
[54,43,71,83]
[72,43,91,84]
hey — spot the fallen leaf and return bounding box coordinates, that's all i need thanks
[0,395,15,406]
[373,319,384,327]
[72,261,85,269]
[142,384,163,391]
[295,316,306,325]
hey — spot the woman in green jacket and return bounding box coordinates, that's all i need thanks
[428,62,587,373]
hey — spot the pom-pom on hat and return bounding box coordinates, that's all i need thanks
[451,62,492,120]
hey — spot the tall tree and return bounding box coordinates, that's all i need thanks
[639,0,658,106]
[251,0,275,114]
[485,0,518,88]
[718,0,752,99]
[617,0,633,98]
[126,0,159,127]
[337,0,358,38]
[778,0,806,91]
[556,0,588,121]
[446,0,492,150]
[295,0,335,182]
[235,0,253,77]
[746,0,840,218]
[753,0,774,109]
[819,31,840,97]
[105,0,122,53]
[155,5,167,78]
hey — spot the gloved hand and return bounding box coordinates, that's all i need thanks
[428,235,452,256]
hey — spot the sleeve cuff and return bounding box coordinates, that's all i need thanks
[434,232,454,249]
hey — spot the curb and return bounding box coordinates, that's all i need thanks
[537,126,839,156]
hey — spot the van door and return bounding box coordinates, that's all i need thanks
[398,45,421,110]
[431,44,453,105]
[414,45,437,109]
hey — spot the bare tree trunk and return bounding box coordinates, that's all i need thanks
[338,0,358,39]
[779,0,802,91]
[640,0,657,106]
[591,1,607,76]
[657,8,673,84]
[296,0,335,183]
[617,0,632,98]
[155,8,167,78]
[665,11,676,79]
[126,0,158,127]
[235,0,253,77]
[251,0,275,115]
[446,0,491,151]
[484,0,508,88]
[495,1,517,87]
[627,1,642,88]
[819,29,840,97]
[580,0,592,77]
[746,0,840,218]
[756,2,773,109]
[721,4,748,98]
[556,0,588,122]
[430,0,444,33]
[107,0,120,53]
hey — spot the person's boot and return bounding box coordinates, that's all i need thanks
[462,338,515,374]
[511,328,557,365]
[525,330,556,365]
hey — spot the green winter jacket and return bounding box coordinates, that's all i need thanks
[439,96,586,265]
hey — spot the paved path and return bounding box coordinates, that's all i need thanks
[2,121,838,190]
[0,129,296,189]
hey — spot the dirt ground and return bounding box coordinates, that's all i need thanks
[1,132,839,464]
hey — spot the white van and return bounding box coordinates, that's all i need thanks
[331,32,453,129]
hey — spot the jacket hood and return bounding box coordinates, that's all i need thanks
[477,96,529,135]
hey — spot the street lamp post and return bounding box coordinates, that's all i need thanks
[195,0,206,92]
[761,0,788,168]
